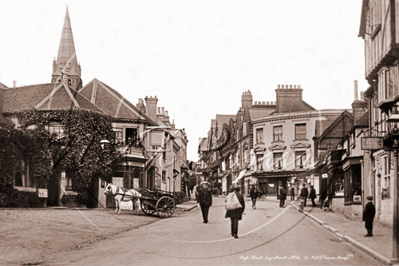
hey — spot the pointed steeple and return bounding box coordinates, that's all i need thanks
[51,6,82,91]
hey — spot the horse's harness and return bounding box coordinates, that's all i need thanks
[111,186,128,201]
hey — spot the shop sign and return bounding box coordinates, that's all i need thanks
[361,137,383,150]
[38,189,48,198]
[322,173,328,178]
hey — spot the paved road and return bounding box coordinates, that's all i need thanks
[48,197,383,266]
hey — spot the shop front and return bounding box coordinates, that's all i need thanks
[342,156,362,220]
[254,171,302,199]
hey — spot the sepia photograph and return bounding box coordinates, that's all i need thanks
[0,0,395,265]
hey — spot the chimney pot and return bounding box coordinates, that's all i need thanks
[298,85,301,89]
[294,85,296,88]
[290,85,292,89]
[278,85,280,88]
[162,107,164,114]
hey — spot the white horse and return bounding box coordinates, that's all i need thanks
[104,183,141,215]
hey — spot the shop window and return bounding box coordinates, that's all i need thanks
[14,159,34,188]
[295,151,306,169]
[256,128,264,144]
[295,124,306,140]
[162,171,166,183]
[273,152,283,169]
[273,126,283,142]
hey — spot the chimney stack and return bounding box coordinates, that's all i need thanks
[241,90,253,109]
[144,96,158,122]
[354,80,358,101]
[275,84,305,113]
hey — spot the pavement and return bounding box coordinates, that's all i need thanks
[178,195,393,265]
[268,197,393,265]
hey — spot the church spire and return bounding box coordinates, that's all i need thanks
[52,6,82,90]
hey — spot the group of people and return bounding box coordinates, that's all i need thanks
[195,178,377,239]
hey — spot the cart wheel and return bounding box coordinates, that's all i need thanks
[140,201,156,216]
[156,196,175,218]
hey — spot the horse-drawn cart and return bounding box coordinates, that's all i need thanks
[139,188,175,218]
[104,184,176,218]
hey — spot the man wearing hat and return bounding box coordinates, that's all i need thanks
[196,177,213,223]
[363,196,376,237]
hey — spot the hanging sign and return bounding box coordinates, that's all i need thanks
[361,137,383,150]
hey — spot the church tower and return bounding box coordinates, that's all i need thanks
[51,7,82,91]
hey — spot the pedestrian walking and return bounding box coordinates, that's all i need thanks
[299,183,309,211]
[309,185,316,207]
[290,187,295,201]
[195,177,213,223]
[363,196,376,237]
[225,185,245,239]
[279,187,286,207]
[249,185,258,209]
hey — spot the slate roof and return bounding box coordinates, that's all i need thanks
[79,79,158,126]
[1,82,105,114]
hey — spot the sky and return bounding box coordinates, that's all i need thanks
[0,0,367,162]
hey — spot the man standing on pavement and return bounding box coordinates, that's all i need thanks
[290,187,295,201]
[196,177,213,223]
[309,185,316,207]
[300,183,309,208]
[363,196,376,237]
[279,187,286,208]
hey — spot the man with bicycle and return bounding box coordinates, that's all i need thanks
[299,183,309,212]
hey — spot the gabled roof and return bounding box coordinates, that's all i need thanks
[198,137,209,153]
[78,78,157,126]
[315,110,354,140]
[35,83,104,113]
[211,115,235,126]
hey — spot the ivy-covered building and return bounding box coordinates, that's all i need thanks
[0,7,188,208]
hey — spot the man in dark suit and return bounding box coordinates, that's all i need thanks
[363,196,376,237]
[196,177,213,223]
[290,187,295,201]
[279,187,286,208]
[225,185,245,238]
[309,185,316,207]
[299,184,309,211]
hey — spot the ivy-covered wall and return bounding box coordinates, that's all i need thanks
[0,108,122,208]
